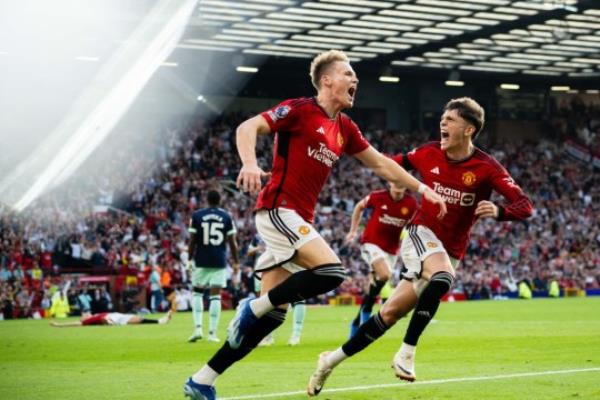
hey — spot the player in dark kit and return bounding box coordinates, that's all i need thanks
[346,182,417,337]
[183,49,447,400]
[187,190,240,343]
[307,97,533,396]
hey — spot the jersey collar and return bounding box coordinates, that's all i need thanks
[312,97,339,121]
[444,146,477,164]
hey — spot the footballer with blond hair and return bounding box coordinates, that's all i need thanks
[183,49,448,400]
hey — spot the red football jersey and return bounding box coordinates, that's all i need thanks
[393,141,533,260]
[81,313,108,326]
[257,97,370,223]
[360,190,418,255]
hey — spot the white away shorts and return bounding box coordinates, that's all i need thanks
[254,208,321,276]
[105,313,134,326]
[400,224,460,281]
[360,243,398,273]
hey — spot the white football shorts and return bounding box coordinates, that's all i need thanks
[360,243,398,273]
[254,208,321,276]
[105,313,134,326]
[400,224,460,281]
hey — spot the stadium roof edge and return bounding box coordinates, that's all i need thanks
[359,0,598,70]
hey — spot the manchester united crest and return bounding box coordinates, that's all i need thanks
[298,226,311,235]
[401,207,409,215]
[462,171,476,186]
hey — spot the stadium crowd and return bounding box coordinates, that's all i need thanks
[1,104,599,319]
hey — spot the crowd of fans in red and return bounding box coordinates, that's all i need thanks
[1,100,598,319]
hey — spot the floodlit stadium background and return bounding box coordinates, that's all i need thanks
[0,2,598,398]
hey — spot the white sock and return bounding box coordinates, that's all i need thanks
[325,348,348,368]
[249,294,274,318]
[192,365,220,386]
[400,342,416,354]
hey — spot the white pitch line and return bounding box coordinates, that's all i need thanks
[220,367,600,400]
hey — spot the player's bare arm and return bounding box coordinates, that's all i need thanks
[354,146,447,219]
[50,321,83,328]
[235,115,272,194]
[345,196,368,244]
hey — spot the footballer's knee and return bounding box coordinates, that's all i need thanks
[376,270,391,283]
[379,303,404,326]
[371,259,391,282]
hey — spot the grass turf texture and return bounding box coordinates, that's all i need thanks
[1,297,599,400]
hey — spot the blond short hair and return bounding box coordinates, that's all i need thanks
[309,50,350,90]
[444,97,485,139]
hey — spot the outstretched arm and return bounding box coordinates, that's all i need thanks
[236,115,272,195]
[50,321,83,328]
[354,147,447,219]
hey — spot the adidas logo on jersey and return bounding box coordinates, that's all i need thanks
[381,205,388,210]
[316,126,325,135]
[430,167,440,175]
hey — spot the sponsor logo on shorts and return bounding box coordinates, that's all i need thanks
[298,225,311,235]
[426,242,438,248]
[462,171,477,186]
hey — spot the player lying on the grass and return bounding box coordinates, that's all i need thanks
[307,97,534,396]
[183,49,447,400]
[50,310,172,327]
[345,182,417,338]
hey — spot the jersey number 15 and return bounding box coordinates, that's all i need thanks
[201,222,224,245]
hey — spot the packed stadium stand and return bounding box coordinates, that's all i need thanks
[1,96,598,320]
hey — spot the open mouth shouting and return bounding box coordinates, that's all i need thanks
[348,86,356,102]
[440,130,450,146]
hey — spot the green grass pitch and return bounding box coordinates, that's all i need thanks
[1,297,599,399]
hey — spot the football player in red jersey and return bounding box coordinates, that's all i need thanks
[184,49,447,400]
[50,311,172,327]
[345,182,417,337]
[307,97,533,396]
